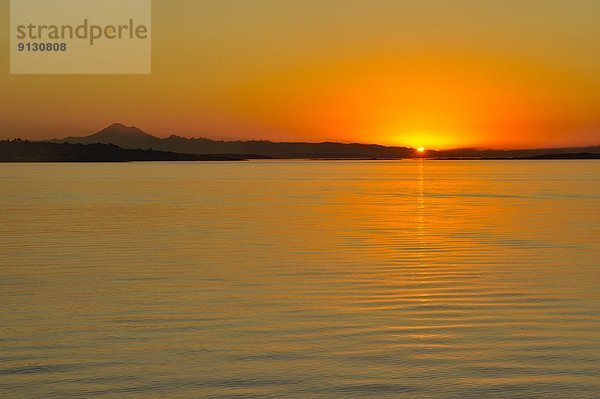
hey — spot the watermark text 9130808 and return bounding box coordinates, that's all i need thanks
[10,0,151,74]
[18,42,68,52]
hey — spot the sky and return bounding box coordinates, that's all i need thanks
[1,0,600,149]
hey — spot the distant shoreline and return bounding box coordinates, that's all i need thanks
[39,123,600,160]
[2,139,599,163]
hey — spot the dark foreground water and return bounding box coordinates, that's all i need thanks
[1,160,599,398]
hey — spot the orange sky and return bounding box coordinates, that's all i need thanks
[1,0,600,149]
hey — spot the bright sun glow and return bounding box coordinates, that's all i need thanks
[388,129,458,150]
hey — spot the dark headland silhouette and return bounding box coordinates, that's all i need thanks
[1,123,599,162]
[0,139,245,162]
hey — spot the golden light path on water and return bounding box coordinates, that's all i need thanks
[0,160,599,398]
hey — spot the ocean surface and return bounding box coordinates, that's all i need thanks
[1,160,599,398]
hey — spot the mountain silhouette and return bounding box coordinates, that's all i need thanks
[60,123,162,150]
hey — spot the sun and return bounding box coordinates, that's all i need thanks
[417,147,426,153]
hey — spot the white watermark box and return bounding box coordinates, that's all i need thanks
[10,0,151,74]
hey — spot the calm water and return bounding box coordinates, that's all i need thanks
[1,160,599,398]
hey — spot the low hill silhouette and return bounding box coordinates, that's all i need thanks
[0,140,246,162]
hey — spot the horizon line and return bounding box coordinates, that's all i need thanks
[7,122,600,153]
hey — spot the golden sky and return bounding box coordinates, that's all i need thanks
[1,0,600,149]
